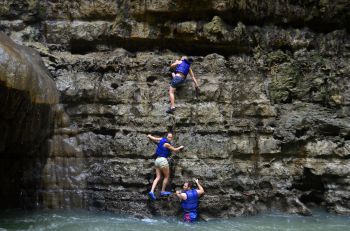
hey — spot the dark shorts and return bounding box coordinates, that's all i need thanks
[170,76,185,88]
[183,211,198,222]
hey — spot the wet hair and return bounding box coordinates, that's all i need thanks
[185,181,196,189]
[180,56,193,64]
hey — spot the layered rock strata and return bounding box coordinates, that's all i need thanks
[0,0,350,218]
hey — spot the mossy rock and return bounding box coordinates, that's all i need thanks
[269,63,299,103]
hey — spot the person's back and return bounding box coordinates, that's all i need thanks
[175,59,191,78]
[155,137,171,158]
[167,56,199,114]
[181,188,199,222]
[147,133,184,200]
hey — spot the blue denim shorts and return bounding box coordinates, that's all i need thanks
[170,76,185,88]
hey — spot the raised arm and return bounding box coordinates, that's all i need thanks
[147,134,162,142]
[195,179,205,196]
[189,68,199,88]
[164,143,184,152]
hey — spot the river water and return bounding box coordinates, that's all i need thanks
[0,209,349,231]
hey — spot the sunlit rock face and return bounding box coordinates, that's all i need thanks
[1,0,350,217]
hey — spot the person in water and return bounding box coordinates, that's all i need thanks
[166,56,200,114]
[176,179,205,222]
[147,132,184,200]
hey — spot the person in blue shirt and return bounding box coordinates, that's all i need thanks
[147,133,184,200]
[166,56,200,114]
[176,179,205,222]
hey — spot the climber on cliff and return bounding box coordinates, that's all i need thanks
[166,56,199,114]
[176,179,205,222]
[147,133,184,200]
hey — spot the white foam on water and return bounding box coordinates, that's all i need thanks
[141,218,158,223]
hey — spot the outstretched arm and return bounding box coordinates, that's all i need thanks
[147,134,162,142]
[195,179,205,196]
[189,68,199,88]
[170,59,182,68]
[164,143,184,152]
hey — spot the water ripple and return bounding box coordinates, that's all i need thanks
[1,210,350,231]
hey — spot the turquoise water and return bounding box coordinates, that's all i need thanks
[0,209,350,231]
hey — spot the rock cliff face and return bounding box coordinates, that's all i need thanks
[0,32,59,208]
[1,0,350,218]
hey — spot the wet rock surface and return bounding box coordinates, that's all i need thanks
[0,0,350,218]
[0,32,59,208]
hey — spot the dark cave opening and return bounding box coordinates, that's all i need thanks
[300,192,324,206]
[0,84,53,209]
[70,37,249,57]
[294,168,326,207]
[295,127,308,138]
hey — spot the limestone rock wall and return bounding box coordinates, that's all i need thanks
[1,0,350,218]
[0,32,59,208]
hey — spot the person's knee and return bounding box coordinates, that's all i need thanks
[163,173,169,179]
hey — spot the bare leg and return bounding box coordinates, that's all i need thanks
[161,167,170,192]
[169,87,176,109]
[150,168,161,193]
